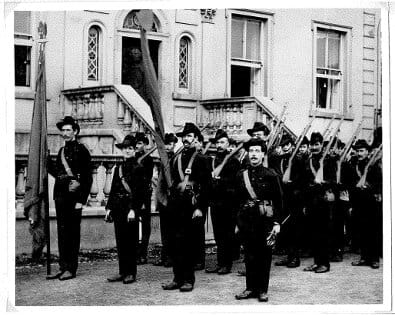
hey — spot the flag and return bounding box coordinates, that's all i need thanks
[137,10,172,190]
[23,22,49,261]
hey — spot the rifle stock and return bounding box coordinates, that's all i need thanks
[322,113,336,140]
[212,142,244,178]
[336,121,363,183]
[314,116,344,184]
[356,144,382,188]
[137,146,157,164]
[282,114,315,183]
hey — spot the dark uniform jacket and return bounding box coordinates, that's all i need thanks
[343,156,382,196]
[170,147,212,214]
[235,164,283,239]
[211,151,241,201]
[106,157,145,216]
[48,140,92,204]
[135,150,154,190]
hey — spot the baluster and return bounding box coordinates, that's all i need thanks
[15,162,26,210]
[208,108,214,129]
[98,94,104,122]
[70,96,78,119]
[83,94,90,121]
[117,98,125,122]
[237,106,243,134]
[231,106,238,134]
[88,93,96,121]
[215,107,221,129]
[131,113,139,132]
[77,96,84,120]
[123,107,132,130]
[88,163,101,207]
[102,163,115,206]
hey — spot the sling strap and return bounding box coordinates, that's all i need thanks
[242,170,258,200]
[177,148,199,193]
[61,147,75,177]
[118,164,132,194]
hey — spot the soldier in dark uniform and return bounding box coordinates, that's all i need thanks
[162,123,212,292]
[47,116,92,281]
[190,133,210,271]
[234,138,283,302]
[134,132,154,264]
[153,133,178,267]
[104,135,145,284]
[274,135,306,268]
[345,139,382,269]
[205,129,241,275]
[303,132,338,274]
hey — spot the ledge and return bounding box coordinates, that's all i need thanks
[309,110,354,121]
[172,92,199,101]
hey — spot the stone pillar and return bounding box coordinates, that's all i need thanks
[88,163,101,207]
[15,162,26,211]
[102,162,115,207]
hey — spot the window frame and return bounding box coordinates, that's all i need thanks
[82,21,106,86]
[14,11,36,97]
[226,9,273,98]
[312,21,352,117]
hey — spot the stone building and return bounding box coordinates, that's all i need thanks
[14,8,382,254]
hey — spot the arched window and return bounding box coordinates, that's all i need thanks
[123,10,159,32]
[87,26,100,81]
[178,36,190,89]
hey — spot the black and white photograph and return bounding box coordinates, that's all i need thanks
[2,0,393,313]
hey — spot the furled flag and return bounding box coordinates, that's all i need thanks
[23,21,49,261]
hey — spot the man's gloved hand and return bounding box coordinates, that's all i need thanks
[127,209,136,222]
[192,209,203,219]
[75,202,83,210]
[104,210,113,223]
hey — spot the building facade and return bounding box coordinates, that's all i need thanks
[14,8,382,253]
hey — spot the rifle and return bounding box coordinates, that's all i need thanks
[314,116,344,184]
[282,114,315,183]
[322,113,337,140]
[336,121,363,183]
[356,144,382,188]
[212,142,244,178]
[137,146,157,165]
[267,105,287,150]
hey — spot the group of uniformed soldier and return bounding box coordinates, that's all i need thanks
[46,115,383,302]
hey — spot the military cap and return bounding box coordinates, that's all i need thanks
[115,134,136,149]
[244,138,267,153]
[210,129,229,143]
[135,132,149,145]
[176,122,201,138]
[310,132,323,144]
[56,116,80,135]
[247,122,270,137]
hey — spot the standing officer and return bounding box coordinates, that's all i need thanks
[234,138,283,302]
[240,122,270,169]
[162,122,212,292]
[134,132,154,264]
[346,139,382,269]
[104,135,145,284]
[154,133,178,267]
[47,116,92,281]
[303,132,337,274]
[205,129,240,275]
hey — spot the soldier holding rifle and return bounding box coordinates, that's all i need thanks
[345,140,382,269]
[205,129,241,275]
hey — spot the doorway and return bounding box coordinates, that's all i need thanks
[121,37,159,103]
[231,65,251,97]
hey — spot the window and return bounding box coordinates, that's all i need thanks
[313,23,351,114]
[123,10,159,32]
[178,36,190,89]
[14,11,32,87]
[87,26,100,81]
[230,14,267,97]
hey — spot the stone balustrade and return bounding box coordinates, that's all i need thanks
[15,154,160,213]
[199,96,295,140]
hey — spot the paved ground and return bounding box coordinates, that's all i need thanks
[14,252,383,306]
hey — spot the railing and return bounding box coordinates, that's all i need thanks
[198,96,295,140]
[15,154,160,213]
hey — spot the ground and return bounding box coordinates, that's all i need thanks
[13,250,383,307]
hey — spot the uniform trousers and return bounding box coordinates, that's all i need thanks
[168,196,196,285]
[157,202,172,263]
[191,213,206,266]
[308,193,331,268]
[113,214,138,276]
[211,201,235,268]
[55,197,82,274]
[138,191,152,259]
[328,199,347,255]
[351,190,380,262]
